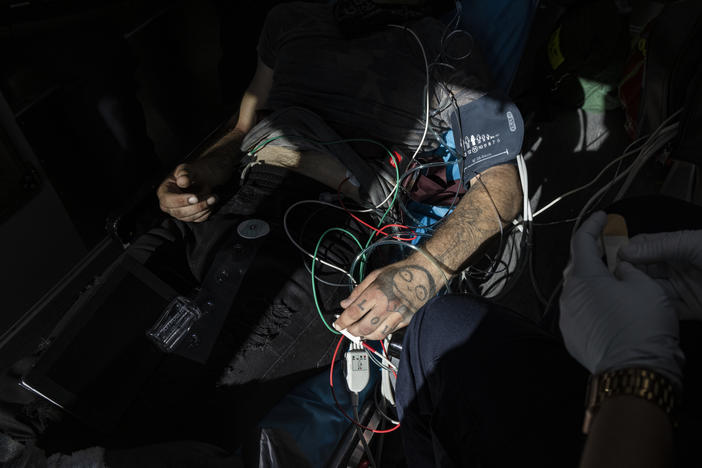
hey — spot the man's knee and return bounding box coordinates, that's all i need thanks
[402,294,489,368]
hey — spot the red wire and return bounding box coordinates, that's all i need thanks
[375,224,417,242]
[330,336,401,434]
[364,340,397,379]
[336,178,417,242]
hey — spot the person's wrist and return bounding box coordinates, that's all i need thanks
[583,367,681,434]
[596,343,684,392]
[406,250,451,290]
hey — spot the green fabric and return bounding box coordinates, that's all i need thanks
[579,76,620,112]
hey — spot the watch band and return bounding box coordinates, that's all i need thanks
[583,367,679,434]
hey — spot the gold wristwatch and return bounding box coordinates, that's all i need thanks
[583,367,679,434]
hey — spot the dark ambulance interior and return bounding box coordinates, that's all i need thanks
[1,0,701,466]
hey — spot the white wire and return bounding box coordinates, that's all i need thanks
[532,117,681,219]
[516,154,532,223]
[283,200,363,282]
[377,24,430,212]
[571,121,680,236]
[614,109,683,200]
[365,347,398,373]
[532,130,663,218]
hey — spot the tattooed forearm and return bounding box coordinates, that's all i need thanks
[338,166,519,339]
[422,164,521,275]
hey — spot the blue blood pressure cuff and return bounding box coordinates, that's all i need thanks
[449,91,524,186]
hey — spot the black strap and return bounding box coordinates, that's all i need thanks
[174,220,267,364]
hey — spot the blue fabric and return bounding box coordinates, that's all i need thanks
[395,295,588,467]
[258,345,379,467]
[407,129,459,244]
[454,0,539,93]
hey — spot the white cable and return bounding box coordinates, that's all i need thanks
[533,120,680,219]
[516,154,532,222]
[365,347,398,374]
[283,200,364,282]
[377,24,431,212]
[571,121,680,236]
[614,110,682,200]
[612,123,678,202]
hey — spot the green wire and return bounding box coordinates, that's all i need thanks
[312,227,364,334]
[257,134,402,333]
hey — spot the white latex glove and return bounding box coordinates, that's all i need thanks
[619,230,702,321]
[559,211,684,387]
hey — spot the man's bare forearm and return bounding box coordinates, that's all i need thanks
[410,163,522,283]
[193,58,274,184]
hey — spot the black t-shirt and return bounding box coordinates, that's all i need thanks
[257,2,492,152]
[254,2,523,180]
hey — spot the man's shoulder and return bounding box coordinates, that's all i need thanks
[265,2,334,32]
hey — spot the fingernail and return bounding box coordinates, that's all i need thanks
[188,196,198,204]
[332,322,340,331]
[207,196,216,205]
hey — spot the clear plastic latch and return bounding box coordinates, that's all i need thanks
[147,296,202,352]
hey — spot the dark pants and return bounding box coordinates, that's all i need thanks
[396,196,702,467]
[396,295,588,467]
[113,164,372,449]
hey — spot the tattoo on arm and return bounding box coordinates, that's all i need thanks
[428,164,521,272]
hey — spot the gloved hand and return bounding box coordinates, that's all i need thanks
[619,230,702,321]
[559,211,684,387]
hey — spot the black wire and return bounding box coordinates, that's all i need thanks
[375,418,385,468]
[373,379,400,426]
[528,247,548,306]
[372,383,391,467]
[353,403,377,468]
[543,277,564,322]
[532,217,578,226]
[489,222,532,302]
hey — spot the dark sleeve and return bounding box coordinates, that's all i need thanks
[257,4,289,69]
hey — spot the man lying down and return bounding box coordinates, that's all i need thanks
[143,0,523,442]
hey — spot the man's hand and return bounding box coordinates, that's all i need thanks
[157,162,218,222]
[157,148,239,222]
[619,230,702,321]
[333,164,521,340]
[333,258,440,340]
[559,211,684,386]
[157,57,272,223]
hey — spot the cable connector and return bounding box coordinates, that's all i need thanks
[345,342,370,394]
